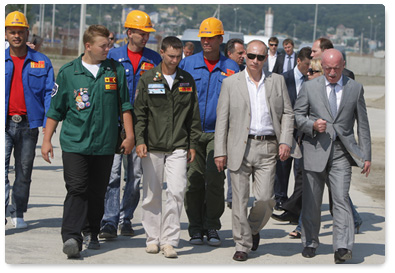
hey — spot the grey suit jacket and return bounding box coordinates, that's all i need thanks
[214,70,295,172]
[294,75,371,172]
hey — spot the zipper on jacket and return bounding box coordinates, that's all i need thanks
[202,72,212,132]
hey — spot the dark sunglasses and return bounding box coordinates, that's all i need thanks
[269,43,278,47]
[247,53,266,61]
[109,37,115,40]
[307,68,321,74]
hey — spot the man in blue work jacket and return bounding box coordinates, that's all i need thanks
[5,11,54,229]
[99,10,162,238]
[179,17,239,246]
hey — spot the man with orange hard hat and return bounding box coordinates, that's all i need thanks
[179,17,239,246]
[5,11,54,229]
[100,10,162,239]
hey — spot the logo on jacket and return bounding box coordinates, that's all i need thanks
[31,61,45,68]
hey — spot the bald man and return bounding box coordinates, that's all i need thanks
[294,49,371,263]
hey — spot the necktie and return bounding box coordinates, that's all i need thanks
[287,55,292,71]
[329,83,337,118]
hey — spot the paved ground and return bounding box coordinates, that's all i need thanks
[3,86,386,268]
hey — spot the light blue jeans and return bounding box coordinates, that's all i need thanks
[101,147,142,228]
[5,118,39,218]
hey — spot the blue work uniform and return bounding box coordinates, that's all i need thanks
[108,44,162,104]
[5,46,54,128]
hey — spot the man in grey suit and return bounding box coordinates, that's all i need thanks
[294,49,371,263]
[214,40,295,261]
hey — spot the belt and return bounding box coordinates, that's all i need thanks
[248,134,276,141]
[8,115,27,123]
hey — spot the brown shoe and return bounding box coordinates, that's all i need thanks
[251,233,260,251]
[233,251,248,261]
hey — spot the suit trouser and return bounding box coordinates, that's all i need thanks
[231,138,277,253]
[185,132,225,236]
[301,140,354,251]
[61,152,114,249]
[279,157,303,216]
[141,150,187,247]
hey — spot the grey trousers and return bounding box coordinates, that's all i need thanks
[230,138,277,253]
[301,140,355,251]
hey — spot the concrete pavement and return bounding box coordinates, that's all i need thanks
[3,86,385,266]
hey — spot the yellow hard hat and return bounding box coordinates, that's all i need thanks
[198,17,224,38]
[124,10,155,32]
[5,11,29,28]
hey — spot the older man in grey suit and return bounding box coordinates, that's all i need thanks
[214,40,295,261]
[294,49,371,263]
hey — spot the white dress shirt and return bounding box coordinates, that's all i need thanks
[325,76,343,111]
[245,70,275,136]
[268,52,277,72]
[293,66,304,95]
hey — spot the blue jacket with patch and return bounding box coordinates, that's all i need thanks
[5,46,54,129]
[108,44,162,104]
[179,51,239,133]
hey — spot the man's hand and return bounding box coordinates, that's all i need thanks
[214,156,227,172]
[278,144,291,161]
[136,144,148,158]
[313,118,327,133]
[361,160,371,177]
[121,137,135,155]
[187,149,196,163]
[41,140,53,164]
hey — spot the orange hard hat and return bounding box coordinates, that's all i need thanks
[5,11,29,28]
[198,17,224,38]
[124,10,155,32]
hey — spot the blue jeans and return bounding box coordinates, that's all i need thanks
[5,118,39,218]
[101,147,142,228]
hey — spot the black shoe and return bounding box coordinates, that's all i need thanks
[206,229,221,246]
[271,211,299,224]
[302,247,316,258]
[63,238,81,259]
[233,251,248,261]
[119,222,135,236]
[274,201,284,211]
[87,234,100,250]
[227,202,232,209]
[251,233,260,251]
[99,224,117,239]
[189,232,204,245]
[334,248,352,264]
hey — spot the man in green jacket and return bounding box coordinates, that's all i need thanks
[41,25,134,259]
[134,36,201,258]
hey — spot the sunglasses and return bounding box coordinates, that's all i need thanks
[246,53,266,61]
[307,68,321,74]
[269,43,278,47]
[109,37,114,40]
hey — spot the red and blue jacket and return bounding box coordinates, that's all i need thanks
[5,46,54,129]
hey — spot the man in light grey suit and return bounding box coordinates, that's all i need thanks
[214,40,295,261]
[294,49,371,263]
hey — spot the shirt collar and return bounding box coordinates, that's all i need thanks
[245,68,266,86]
[325,75,343,87]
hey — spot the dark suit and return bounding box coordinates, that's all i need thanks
[272,52,297,74]
[263,52,281,74]
[274,69,303,213]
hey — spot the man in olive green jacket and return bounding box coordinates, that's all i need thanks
[134,36,201,258]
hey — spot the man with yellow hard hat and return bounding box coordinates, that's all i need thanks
[179,17,239,246]
[5,11,54,229]
[100,10,162,239]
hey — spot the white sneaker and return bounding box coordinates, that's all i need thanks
[145,244,159,254]
[11,217,28,229]
[161,244,177,258]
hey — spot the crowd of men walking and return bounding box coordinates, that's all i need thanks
[5,9,371,264]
